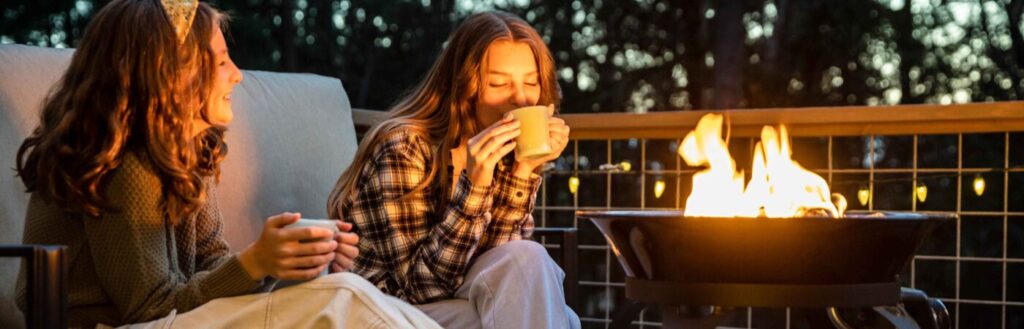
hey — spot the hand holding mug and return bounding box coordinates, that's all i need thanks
[239,212,338,281]
[513,104,570,176]
[465,113,521,187]
[331,221,360,273]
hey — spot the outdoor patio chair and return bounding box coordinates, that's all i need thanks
[0,43,578,329]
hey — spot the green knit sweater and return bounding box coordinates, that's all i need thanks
[16,154,269,327]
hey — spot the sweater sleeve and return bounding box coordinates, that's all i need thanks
[82,155,262,323]
[192,182,232,271]
[193,181,277,291]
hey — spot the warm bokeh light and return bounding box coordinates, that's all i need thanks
[568,175,580,195]
[653,179,666,199]
[857,185,871,207]
[915,181,928,203]
[619,160,632,172]
[973,174,986,196]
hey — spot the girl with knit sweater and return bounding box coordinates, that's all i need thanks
[14,0,438,328]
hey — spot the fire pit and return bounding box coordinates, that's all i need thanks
[582,210,950,288]
[575,113,954,328]
[578,210,954,328]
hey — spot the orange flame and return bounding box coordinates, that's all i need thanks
[679,113,842,218]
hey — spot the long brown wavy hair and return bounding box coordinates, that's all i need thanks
[16,0,228,223]
[327,11,561,218]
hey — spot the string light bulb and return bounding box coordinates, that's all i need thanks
[619,161,632,172]
[973,174,986,196]
[915,181,928,203]
[857,185,871,206]
[568,175,580,195]
[653,179,666,199]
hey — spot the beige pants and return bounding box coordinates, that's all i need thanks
[119,272,441,329]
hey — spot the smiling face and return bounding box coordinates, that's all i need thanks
[473,39,541,129]
[194,25,242,134]
[207,25,242,126]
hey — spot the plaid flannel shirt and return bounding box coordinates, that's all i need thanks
[339,130,541,304]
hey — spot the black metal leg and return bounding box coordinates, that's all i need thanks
[660,305,733,329]
[0,244,67,329]
[609,300,647,329]
[900,287,951,329]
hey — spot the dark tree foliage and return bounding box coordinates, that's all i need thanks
[3,0,1022,112]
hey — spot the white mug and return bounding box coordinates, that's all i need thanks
[285,218,339,277]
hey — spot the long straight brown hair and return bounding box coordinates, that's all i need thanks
[328,11,561,218]
[16,0,228,223]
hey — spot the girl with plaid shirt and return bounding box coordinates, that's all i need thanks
[328,11,580,329]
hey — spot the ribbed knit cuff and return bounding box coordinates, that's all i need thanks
[200,255,263,298]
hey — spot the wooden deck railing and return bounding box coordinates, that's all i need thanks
[353,101,1024,138]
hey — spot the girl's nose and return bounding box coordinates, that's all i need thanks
[232,68,243,85]
[511,84,529,107]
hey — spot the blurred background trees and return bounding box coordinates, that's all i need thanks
[6,2,1023,327]
[3,0,1022,113]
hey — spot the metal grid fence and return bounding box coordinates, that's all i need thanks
[536,132,1024,329]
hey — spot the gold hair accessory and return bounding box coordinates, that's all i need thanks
[160,0,198,44]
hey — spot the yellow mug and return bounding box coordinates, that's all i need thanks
[509,105,553,161]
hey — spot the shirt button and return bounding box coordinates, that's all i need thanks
[515,191,524,198]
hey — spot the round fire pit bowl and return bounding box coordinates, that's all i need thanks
[577,210,954,308]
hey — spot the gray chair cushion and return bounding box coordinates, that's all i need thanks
[0,44,359,327]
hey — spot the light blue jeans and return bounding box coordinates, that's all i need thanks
[416,240,581,329]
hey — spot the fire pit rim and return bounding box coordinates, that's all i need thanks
[576,209,956,309]
[576,209,954,286]
[576,210,957,221]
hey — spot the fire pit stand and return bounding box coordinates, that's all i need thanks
[625,279,900,307]
[609,279,948,329]
[577,210,955,329]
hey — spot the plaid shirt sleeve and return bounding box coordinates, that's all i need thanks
[478,161,542,251]
[349,131,494,304]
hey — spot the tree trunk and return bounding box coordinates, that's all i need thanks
[765,0,789,66]
[798,0,825,107]
[1008,0,1024,67]
[279,0,297,71]
[680,0,709,110]
[313,0,336,74]
[711,0,745,109]
[894,0,924,104]
[1006,0,1024,96]
[357,51,376,107]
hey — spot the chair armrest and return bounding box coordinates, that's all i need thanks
[0,244,67,329]
[531,227,577,312]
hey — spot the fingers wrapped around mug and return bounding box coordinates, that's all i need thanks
[242,213,340,280]
[466,115,521,186]
[547,116,570,156]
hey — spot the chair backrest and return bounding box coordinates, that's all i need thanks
[0,44,360,327]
